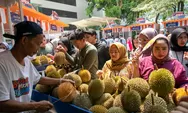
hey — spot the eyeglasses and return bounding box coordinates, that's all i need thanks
[110,51,119,54]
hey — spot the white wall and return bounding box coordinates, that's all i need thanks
[31,0,104,23]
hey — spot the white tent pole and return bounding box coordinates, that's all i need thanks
[17,0,24,21]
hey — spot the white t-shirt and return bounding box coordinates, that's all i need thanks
[0,51,41,113]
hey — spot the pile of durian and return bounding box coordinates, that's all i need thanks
[32,53,188,113]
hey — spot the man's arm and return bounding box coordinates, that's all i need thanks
[0,100,53,112]
[65,52,75,65]
[38,77,75,85]
[82,49,98,70]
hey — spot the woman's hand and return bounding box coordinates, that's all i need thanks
[171,96,188,113]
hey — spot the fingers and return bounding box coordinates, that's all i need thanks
[174,104,188,113]
[170,111,183,113]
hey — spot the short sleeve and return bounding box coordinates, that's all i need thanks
[29,61,41,85]
[0,64,11,101]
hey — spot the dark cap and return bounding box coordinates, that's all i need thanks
[84,29,97,35]
[69,29,85,40]
[3,21,43,40]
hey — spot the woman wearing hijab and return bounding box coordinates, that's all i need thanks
[133,28,158,60]
[97,42,133,79]
[138,34,188,88]
[170,28,188,75]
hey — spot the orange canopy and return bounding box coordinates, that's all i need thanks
[50,20,69,27]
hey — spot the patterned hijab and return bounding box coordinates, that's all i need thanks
[106,42,129,71]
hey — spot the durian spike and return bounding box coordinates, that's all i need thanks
[185,85,188,93]
[151,93,155,106]
[155,92,158,97]
[154,63,158,70]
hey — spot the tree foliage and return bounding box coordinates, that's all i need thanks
[131,0,186,23]
[85,0,142,25]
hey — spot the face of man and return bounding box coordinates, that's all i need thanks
[71,39,85,50]
[85,34,96,44]
[22,34,44,56]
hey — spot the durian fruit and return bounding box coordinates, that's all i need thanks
[121,86,141,112]
[107,107,127,113]
[51,87,58,98]
[40,55,49,65]
[63,73,82,88]
[88,79,105,100]
[78,66,91,83]
[104,78,116,94]
[116,76,129,92]
[89,105,108,113]
[95,93,114,109]
[173,85,188,105]
[144,94,168,113]
[35,84,51,94]
[113,94,123,108]
[144,94,167,113]
[149,68,175,97]
[73,93,92,110]
[126,78,150,98]
[78,84,88,94]
[54,52,65,65]
[45,65,61,78]
[31,57,41,66]
[58,68,67,78]
[58,82,77,102]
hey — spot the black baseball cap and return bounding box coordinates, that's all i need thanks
[84,29,97,35]
[3,21,43,40]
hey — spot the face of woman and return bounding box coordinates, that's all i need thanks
[133,38,139,49]
[153,39,169,60]
[177,32,188,47]
[110,45,120,61]
[138,34,149,48]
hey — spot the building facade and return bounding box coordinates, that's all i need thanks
[31,0,104,23]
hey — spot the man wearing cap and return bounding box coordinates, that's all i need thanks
[57,29,98,79]
[84,29,110,69]
[0,21,74,113]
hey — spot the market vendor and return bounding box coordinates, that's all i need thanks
[0,21,74,113]
[134,34,188,88]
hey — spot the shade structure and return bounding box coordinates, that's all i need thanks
[70,17,120,28]
[9,3,51,21]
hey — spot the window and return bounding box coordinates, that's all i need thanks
[46,0,76,6]
[39,7,77,19]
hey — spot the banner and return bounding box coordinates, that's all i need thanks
[136,18,145,23]
[166,22,178,28]
[50,24,57,31]
[0,8,6,23]
[173,12,185,19]
[10,12,27,23]
[131,26,141,31]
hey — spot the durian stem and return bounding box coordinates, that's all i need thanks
[185,85,188,92]
[154,64,158,70]
[127,85,130,92]
[81,65,84,70]
[151,94,155,106]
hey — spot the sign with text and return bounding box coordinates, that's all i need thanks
[136,18,145,23]
[166,22,179,27]
[50,24,57,31]
[173,12,185,19]
[10,12,27,23]
[131,26,141,31]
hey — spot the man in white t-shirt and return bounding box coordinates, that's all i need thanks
[0,21,74,113]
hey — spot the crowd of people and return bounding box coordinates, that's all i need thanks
[0,21,188,113]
